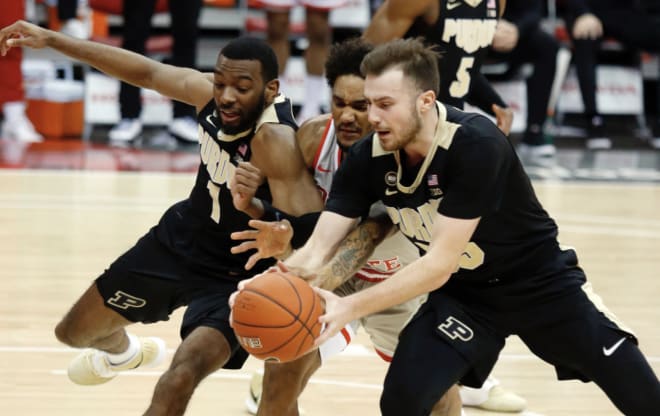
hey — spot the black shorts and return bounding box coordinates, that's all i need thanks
[395,259,637,389]
[96,229,249,369]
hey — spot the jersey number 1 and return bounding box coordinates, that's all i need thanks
[207,180,221,223]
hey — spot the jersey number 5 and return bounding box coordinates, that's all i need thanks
[449,57,475,99]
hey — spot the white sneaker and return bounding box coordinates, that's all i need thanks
[1,117,43,143]
[651,137,660,150]
[168,116,199,142]
[586,137,612,150]
[517,142,556,167]
[60,19,88,39]
[109,118,142,142]
[245,369,305,415]
[460,377,526,413]
[67,337,166,385]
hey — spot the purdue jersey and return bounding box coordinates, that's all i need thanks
[313,119,419,281]
[154,95,298,279]
[405,0,499,107]
[325,102,559,283]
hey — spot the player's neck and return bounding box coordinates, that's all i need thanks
[403,107,439,165]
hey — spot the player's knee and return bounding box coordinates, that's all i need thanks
[54,320,85,348]
[380,378,427,416]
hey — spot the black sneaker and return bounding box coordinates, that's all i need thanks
[586,116,612,150]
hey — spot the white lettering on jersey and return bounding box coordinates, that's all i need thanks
[442,19,498,54]
[386,199,440,251]
[200,130,236,186]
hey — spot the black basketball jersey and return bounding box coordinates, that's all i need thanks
[405,0,500,107]
[325,103,559,283]
[154,95,298,279]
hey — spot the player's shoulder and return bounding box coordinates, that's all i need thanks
[297,114,331,165]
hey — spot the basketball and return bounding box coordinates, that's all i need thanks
[231,271,324,363]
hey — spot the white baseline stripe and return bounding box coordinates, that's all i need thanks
[1,346,659,363]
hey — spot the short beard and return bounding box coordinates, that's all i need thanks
[221,92,266,135]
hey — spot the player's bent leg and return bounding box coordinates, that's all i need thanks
[55,282,164,386]
[380,310,469,416]
[257,350,321,416]
[144,326,232,416]
[55,282,134,350]
[459,376,527,412]
[590,338,660,414]
[430,385,462,416]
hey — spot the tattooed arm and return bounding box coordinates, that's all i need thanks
[311,215,395,291]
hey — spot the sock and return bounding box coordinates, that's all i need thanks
[107,333,140,366]
[459,377,497,406]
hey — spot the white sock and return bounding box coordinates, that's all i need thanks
[459,377,497,406]
[106,333,140,366]
[3,101,27,121]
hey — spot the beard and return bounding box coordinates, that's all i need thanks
[381,109,422,152]
[220,92,266,135]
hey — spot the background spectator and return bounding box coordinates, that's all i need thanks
[109,0,202,143]
[488,0,570,166]
[563,0,660,149]
[57,0,87,39]
[0,0,42,143]
[254,0,346,123]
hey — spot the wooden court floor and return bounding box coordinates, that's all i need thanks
[0,169,658,416]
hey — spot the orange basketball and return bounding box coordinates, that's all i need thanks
[231,271,324,363]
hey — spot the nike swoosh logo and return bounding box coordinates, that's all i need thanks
[447,1,462,10]
[603,337,627,356]
[317,165,333,173]
[206,114,217,127]
[385,189,397,196]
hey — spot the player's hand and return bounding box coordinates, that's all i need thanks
[0,20,51,56]
[231,219,294,270]
[313,288,354,347]
[492,104,513,136]
[492,20,519,52]
[230,161,264,213]
[573,13,603,40]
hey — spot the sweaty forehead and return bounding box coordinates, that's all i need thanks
[215,56,262,81]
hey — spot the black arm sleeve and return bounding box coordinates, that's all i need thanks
[464,72,508,115]
[261,200,321,249]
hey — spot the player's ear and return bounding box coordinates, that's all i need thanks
[265,79,279,102]
[418,89,436,113]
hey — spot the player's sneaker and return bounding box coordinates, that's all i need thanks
[67,337,166,385]
[109,118,142,142]
[245,369,305,415]
[460,377,527,413]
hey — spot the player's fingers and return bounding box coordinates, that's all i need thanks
[276,260,290,273]
[230,229,258,241]
[230,241,256,254]
[247,219,272,230]
[229,291,236,306]
[245,252,263,270]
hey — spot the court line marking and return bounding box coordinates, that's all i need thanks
[1,345,659,363]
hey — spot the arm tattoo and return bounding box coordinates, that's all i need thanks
[315,220,389,291]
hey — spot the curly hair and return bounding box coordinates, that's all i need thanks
[324,37,374,88]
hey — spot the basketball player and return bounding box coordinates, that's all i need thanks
[0,21,322,415]
[235,38,660,415]
[230,38,525,415]
[364,0,514,136]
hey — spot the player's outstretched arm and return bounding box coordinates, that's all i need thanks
[0,20,211,110]
[363,0,433,44]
